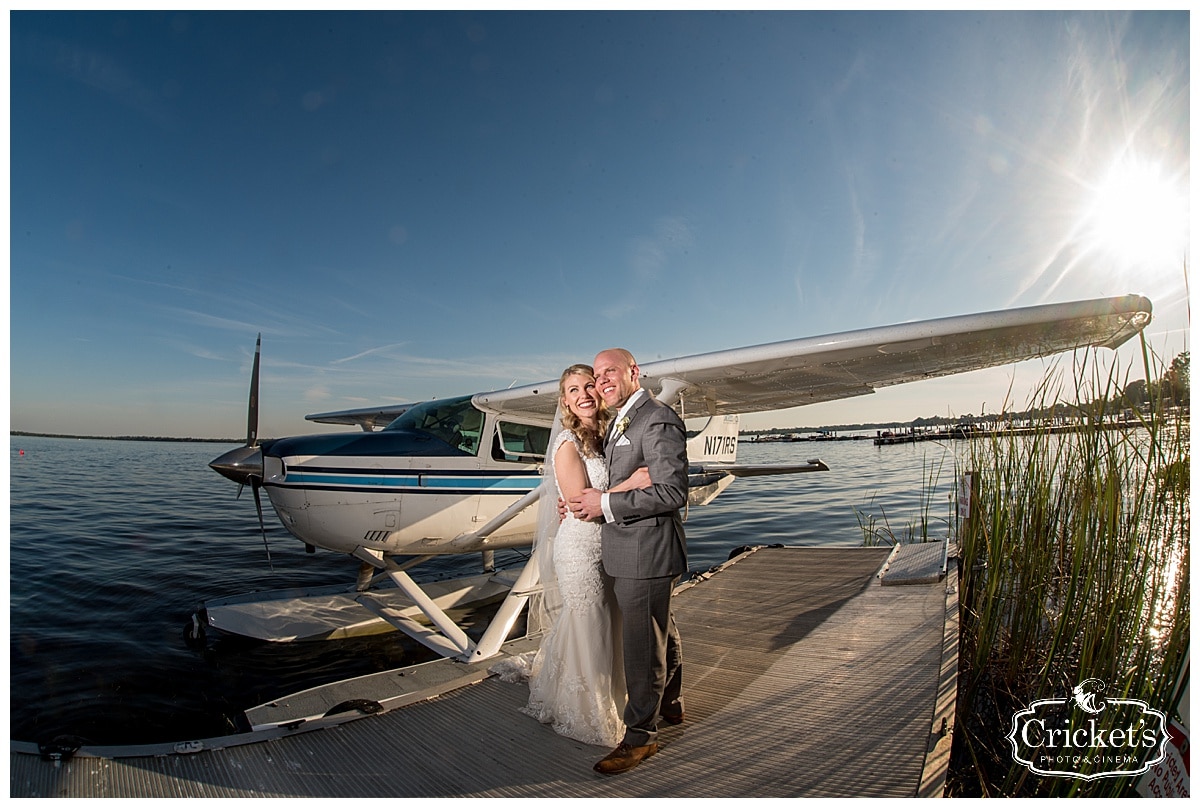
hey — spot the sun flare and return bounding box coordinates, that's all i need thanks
[1082,157,1188,271]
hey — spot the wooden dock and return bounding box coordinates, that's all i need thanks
[10,544,959,798]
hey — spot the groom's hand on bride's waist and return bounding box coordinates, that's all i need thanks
[570,488,604,522]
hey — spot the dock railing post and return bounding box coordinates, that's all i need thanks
[955,471,977,553]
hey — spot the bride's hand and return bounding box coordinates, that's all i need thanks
[623,465,652,491]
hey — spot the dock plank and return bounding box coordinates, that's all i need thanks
[11,545,956,798]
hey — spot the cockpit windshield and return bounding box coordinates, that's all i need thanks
[383,395,484,455]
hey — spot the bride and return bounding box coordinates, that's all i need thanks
[496,363,650,747]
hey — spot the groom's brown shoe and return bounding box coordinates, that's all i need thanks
[659,710,685,726]
[593,742,659,775]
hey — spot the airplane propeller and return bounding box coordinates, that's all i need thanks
[209,334,272,569]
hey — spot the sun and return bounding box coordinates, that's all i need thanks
[1081,156,1188,271]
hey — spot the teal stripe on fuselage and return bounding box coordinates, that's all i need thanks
[419,476,533,490]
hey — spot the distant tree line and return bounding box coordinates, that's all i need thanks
[10,431,236,444]
[1120,351,1189,410]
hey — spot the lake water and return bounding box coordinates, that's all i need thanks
[9,433,968,746]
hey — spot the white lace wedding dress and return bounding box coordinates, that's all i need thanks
[493,430,625,747]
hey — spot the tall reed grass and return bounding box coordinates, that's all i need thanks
[951,337,1189,796]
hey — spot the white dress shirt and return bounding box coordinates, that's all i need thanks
[600,388,646,523]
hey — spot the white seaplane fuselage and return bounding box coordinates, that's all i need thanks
[260,394,549,557]
[258,392,743,559]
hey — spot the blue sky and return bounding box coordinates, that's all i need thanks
[9,10,1190,439]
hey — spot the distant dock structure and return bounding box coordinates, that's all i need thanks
[747,430,868,443]
[745,417,1149,447]
[873,418,1145,446]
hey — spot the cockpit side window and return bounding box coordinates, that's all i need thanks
[493,421,551,462]
[384,396,484,455]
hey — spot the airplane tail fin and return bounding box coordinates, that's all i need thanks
[684,415,829,508]
[686,414,740,463]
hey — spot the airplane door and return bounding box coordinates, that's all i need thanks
[470,417,550,542]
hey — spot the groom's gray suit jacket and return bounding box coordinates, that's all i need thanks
[600,391,689,579]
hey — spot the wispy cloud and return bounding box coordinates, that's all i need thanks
[600,300,639,320]
[261,349,582,412]
[603,216,695,319]
[304,385,332,402]
[331,343,408,364]
[171,340,226,361]
[17,32,174,129]
[631,216,693,280]
[158,306,274,336]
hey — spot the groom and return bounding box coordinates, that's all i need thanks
[571,348,687,775]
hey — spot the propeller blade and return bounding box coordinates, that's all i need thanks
[211,333,272,571]
[247,333,261,448]
[210,334,265,487]
[252,482,273,571]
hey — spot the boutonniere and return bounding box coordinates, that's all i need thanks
[614,416,631,436]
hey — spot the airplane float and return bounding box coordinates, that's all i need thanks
[196,294,1152,665]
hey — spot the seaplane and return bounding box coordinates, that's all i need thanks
[197,294,1152,665]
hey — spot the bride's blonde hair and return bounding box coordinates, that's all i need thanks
[559,363,611,458]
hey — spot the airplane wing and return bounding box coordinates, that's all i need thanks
[473,294,1152,420]
[306,403,416,431]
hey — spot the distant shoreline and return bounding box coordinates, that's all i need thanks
[11,431,240,444]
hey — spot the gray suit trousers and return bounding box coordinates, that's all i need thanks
[612,573,684,747]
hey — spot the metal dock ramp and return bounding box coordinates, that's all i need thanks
[11,545,959,798]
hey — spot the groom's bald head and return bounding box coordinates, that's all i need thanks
[593,348,640,409]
